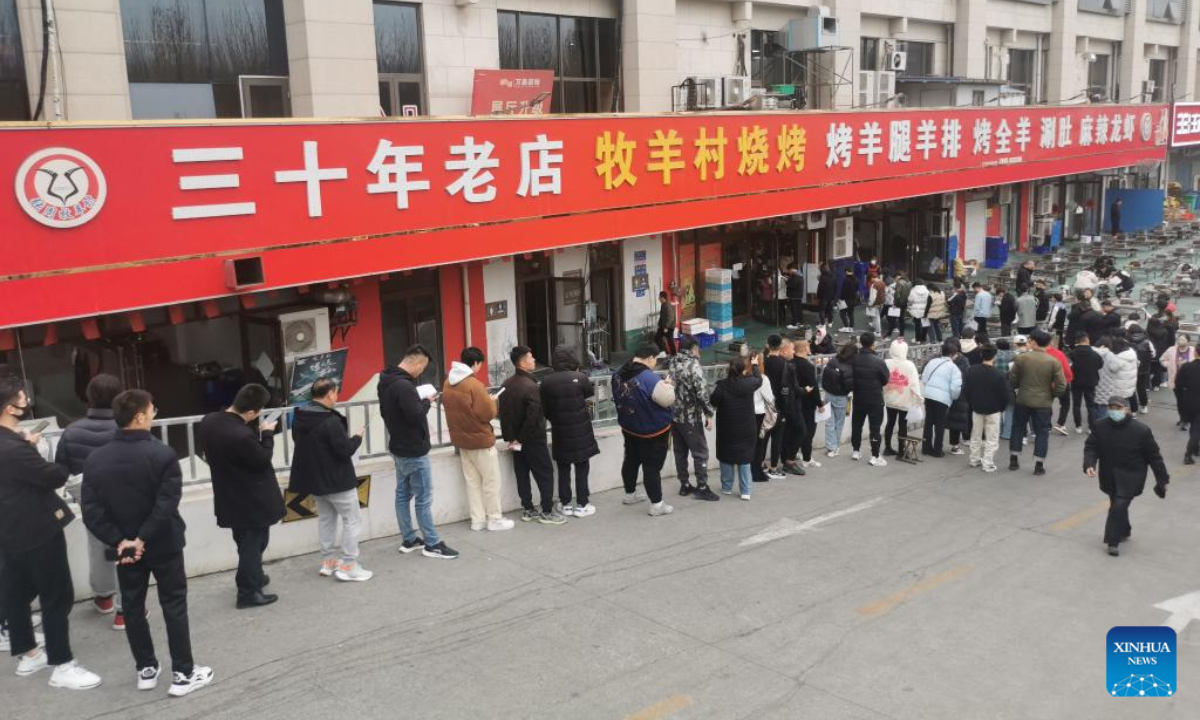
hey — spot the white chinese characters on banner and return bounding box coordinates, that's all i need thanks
[888,120,912,163]
[366,140,431,210]
[171,147,257,220]
[445,136,500,203]
[275,141,348,218]
[915,119,938,160]
[517,134,563,197]
[825,122,853,168]
[858,122,883,165]
[941,119,962,159]
[972,119,992,155]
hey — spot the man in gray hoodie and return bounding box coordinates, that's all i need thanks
[1016,289,1038,335]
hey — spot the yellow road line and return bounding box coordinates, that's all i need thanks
[1047,501,1110,533]
[857,565,974,619]
[625,694,694,720]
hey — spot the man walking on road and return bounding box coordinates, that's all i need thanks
[500,347,566,525]
[381,344,458,559]
[1177,351,1200,464]
[83,390,213,696]
[612,345,676,516]
[442,347,513,531]
[197,383,285,608]
[668,337,719,501]
[1084,396,1169,557]
[963,345,1010,472]
[1008,330,1067,476]
[849,333,890,467]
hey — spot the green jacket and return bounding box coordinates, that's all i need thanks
[1009,348,1067,409]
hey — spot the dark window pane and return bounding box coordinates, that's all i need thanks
[563,81,596,113]
[596,79,614,112]
[206,0,286,82]
[597,19,616,78]
[520,14,557,71]
[130,82,217,118]
[550,79,562,113]
[0,80,30,120]
[212,82,242,117]
[379,81,391,114]
[374,2,422,74]
[560,16,596,78]
[860,37,878,72]
[120,0,209,83]
[247,82,285,116]
[397,81,422,114]
[1008,49,1034,87]
[0,0,26,83]
[498,11,518,69]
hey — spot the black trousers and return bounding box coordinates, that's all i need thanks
[1000,320,1012,338]
[654,327,676,355]
[556,460,590,506]
[232,526,270,601]
[884,407,908,450]
[973,317,988,336]
[1187,410,1200,457]
[2,531,73,665]
[800,404,818,462]
[513,442,554,512]
[782,414,806,464]
[839,307,854,328]
[1059,384,1097,429]
[767,418,786,467]
[753,415,769,480]
[851,400,884,456]
[820,300,836,326]
[621,432,668,504]
[789,298,804,326]
[923,400,949,454]
[1103,495,1133,546]
[118,551,194,675]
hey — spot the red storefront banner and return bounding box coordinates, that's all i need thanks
[1170,101,1200,147]
[0,104,1168,328]
[470,69,555,116]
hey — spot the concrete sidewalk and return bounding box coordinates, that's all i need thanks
[3,392,1199,719]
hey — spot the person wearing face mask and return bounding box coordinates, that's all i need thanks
[0,376,103,690]
[1084,396,1169,557]
[1158,335,1195,432]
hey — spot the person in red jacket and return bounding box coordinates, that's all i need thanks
[1049,342,1076,435]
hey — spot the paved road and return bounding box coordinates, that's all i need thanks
[4,395,1199,719]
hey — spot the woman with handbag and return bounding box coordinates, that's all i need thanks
[712,355,764,500]
[920,340,964,458]
[883,339,924,456]
[821,341,858,458]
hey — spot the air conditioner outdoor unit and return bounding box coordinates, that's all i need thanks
[807,211,827,229]
[887,51,907,72]
[831,217,854,259]
[723,76,750,106]
[858,71,877,107]
[1037,186,1054,215]
[279,308,331,362]
[998,185,1014,204]
[1033,218,1055,239]
[877,71,896,103]
[684,77,721,109]
[783,7,839,52]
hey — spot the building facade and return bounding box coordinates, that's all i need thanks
[0,0,1182,427]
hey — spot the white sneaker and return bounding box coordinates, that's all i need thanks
[981,465,998,473]
[623,492,647,505]
[721,489,733,495]
[168,666,213,697]
[572,504,597,518]
[318,559,339,577]
[31,613,41,629]
[334,563,374,582]
[766,468,786,479]
[487,517,515,531]
[1140,408,1149,415]
[1075,426,1083,435]
[137,664,161,691]
[470,522,486,531]
[826,449,839,458]
[869,456,888,467]
[949,445,964,456]
[48,661,102,690]
[802,459,823,468]
[648,501,674,516]
[16,649,47,676]
[851,451,861,461]
[740,494,751,501]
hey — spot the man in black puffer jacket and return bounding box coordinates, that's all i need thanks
[540,345,599,517]
[499,346,563,524]
[55,374,123,623]
[849,333,890,465]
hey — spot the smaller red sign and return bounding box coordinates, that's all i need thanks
[1171,101,1200,147]
[471,70,555,117]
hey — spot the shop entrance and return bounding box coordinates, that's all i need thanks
[380,270,442,385]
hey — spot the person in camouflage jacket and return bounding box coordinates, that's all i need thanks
[667,338,718,501]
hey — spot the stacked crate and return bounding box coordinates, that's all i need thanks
[705,268,734,342]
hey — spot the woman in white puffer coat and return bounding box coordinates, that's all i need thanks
[883,339,923,456]
[1095,336,1139,404]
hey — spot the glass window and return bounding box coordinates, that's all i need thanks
[1147,0,1183,22]
[521,14,558,70]
[1078,0,1123,14]
[1087,54,1111,100]
[0,0,29,120]
[1148,59,1167,101]
[374,2,422,74]
[1008,49,1035,89]
[898,41,934,76]
[120,0,210,83]
[497,11,617,113]
[860,37,879,73]
[498,11,518,69]
[205,0,288,82]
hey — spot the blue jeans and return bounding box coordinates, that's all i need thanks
[719,462,752,496]
[950,315,963,338]
[1009,405,1051,461]
[393,454,439,547]
[824,394,849,451]
[1000,405,1013,440]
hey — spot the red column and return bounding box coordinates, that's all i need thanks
[333,277,384,397]
[466,262,488,381]
[439,264,467,378]
[1018,183,1032,251]
[661,233,676,294]
[955,192,967,259]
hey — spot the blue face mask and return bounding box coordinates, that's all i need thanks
[1107,409,1127,422]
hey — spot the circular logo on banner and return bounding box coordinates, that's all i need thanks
[1140,113,1154,142]
[14,147,107,229]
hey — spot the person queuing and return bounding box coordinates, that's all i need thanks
[710,355,763,500]
[196,384,284,609]
[921,340,964,458]
[786,263,804,329]
[948,282,968,339]
[1008,330,1067,476]
[1050,292,1068,348]
[1176,349,1200,464]
[442,347,514,532]
[0,376,102,690]
[1097,301,1122,338]
[821,341,856,459]
[908,280,931,343]
[380,344,459,559]
[1146,317,1172,391]
[777,339,808,477]
[838,268,859,329]
[1066,292,1102,346]
[540,346,600,518]
[849,333,890,467]
[926,284,948,343]
[817,262,836,326]
[1034,280,1050,325]
[288,378,371,582]
[791,340,824,469]
[655,291,677,355]
[1061,332,1103,433]
[761,335,789,480]
[53,374,124,627]
[892,272,912,337]
[997,286,1017,339]
[963,345,1011,473]
[882,338,923,458]
[668,337,719,501]
[1084,396,1168,557]
[1159,335,1195,431]
[612,345,676,517]
[500,347,565,525]
[971,282,993,336]
[865,272,886,337]
[994,339,1017,442]
[1015,260,1035,296]
[1126,323,1154,415]
[1016,289,1038,336]
[945,343,973,456]
[751,352,778,484]
[82,390,212,697]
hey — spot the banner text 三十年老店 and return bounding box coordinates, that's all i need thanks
[0,104,1169,328]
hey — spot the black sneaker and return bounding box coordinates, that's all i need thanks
[783,462,806,476]
[398,537,425,554]
[1184,454,1195,466]
[752,475,769,483]
[882,447,897,457]
[692,486,720,501]
[1033,462,1046,476]
[520,508,540,522]
[1009,457,1020,471]
[422,542,460,560]
[1107,544,1120,557]
[678,483,695,497]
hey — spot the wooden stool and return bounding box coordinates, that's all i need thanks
[897,435,923,465]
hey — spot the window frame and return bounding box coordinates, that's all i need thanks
[373,1,427,115]
[497,10,617,114]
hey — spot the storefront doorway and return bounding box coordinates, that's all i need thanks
[380,270,442,385]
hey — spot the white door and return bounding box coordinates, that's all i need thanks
[964,200,987,262]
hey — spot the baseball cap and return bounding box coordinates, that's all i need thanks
[1014,334,1028,346]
